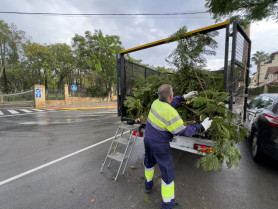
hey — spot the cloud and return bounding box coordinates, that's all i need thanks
[0,0,277,75]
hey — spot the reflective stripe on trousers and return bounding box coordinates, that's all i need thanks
[161,180,175,203]
[145,166,154,182]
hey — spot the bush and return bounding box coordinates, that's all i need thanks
[85,86,106,97]
[248,86,264,96]
[268,85,278,93]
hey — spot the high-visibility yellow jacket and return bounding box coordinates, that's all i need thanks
[145,97,203,144]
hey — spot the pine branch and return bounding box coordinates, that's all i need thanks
[190,67,207,98]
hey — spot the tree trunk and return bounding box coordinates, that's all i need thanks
[45,78,48,97]
[257,64,260,86]
[56,83,61,100]
[0,89,3,102]
[3,67,8,93]
[107,82,112,102]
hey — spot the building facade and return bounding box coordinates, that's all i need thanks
[249,72,257,88]
[265,66,278,85]
[257,51,278,86]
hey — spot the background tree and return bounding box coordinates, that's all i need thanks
[206,0,278,26]
[166,26,219,94]
[0,20,27,93]
[251,50,269,86]
[49,43,75,99]
[23,42,53,94]
[72,30,123,100]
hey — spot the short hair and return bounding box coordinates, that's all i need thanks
[158,84,173,102]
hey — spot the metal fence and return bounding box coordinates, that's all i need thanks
[124,60,161,96]
[46,88,65,100]
[229,22,251,120]
[117,56,161,118]
[0,89,34,105]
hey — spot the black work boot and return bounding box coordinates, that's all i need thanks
[145,189,152,194]
[172,202,180,209]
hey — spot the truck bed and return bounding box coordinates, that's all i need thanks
[170,135,215,156]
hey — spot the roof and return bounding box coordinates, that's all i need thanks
[268,66,278,74]
[269,79,278,85]
[265,66,278,78]
[271,51,278,56]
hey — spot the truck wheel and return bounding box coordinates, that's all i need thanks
[251,131,263,161]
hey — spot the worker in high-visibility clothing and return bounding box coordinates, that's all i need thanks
[144,84,212,209]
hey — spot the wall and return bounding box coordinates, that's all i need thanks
[45,96,117,107]
[259,53,278,86]
[35,84,117,108]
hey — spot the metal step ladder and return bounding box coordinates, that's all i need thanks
[100,124,141,181]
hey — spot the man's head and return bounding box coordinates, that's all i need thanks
[158,84,173,103]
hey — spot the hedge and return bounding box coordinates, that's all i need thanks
[248,86,264,96]
[268,85,278,93]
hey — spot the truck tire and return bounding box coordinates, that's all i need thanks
[251,131,263,161]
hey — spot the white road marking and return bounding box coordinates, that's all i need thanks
[33,109,44,112]
[19,109,33,113]
[7,110,19,114]
[0,109,62,118]
[0,110,4,115]
[95,111,117,114]
[0,131,128,186]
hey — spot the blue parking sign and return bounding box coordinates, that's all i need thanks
[71,85,77,91]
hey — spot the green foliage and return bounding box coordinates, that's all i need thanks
[0,20,27,92]
[124,25,248,171]
[181,89,248,171]
[124,75,171,120]
[72,30,123,99]
[268,85,278,93]
[206,0,278,26]
[167,26,219,69]
[248,86,264,96]
[251,51,270,66]
[85,86,106,97]
[196,114,248,171]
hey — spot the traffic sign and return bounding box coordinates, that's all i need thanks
[71,85,77,91]
[36,93,41,98]
[35,88,41,93]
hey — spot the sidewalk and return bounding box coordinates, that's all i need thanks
[46,101,117,110]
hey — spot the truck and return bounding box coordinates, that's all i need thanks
[116,21,251,156]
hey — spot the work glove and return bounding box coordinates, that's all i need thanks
[183,91,198,100]
[201,117,213,131]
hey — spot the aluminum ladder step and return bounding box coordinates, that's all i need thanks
[107,152,128,162]
[118,124,141,130]
[100,123,141,181]
[114,137,131,145]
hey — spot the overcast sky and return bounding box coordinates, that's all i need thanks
[1,0,278,74]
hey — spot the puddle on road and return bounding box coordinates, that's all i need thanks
[20,118,98,125]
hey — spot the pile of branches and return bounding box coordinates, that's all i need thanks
[124,27,248,171]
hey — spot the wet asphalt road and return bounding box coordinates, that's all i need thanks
[0,107,278,209]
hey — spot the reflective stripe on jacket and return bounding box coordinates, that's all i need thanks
[145,97,203,144]
[147,99,186,135]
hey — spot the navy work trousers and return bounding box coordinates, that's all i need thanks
[144,139,175,209]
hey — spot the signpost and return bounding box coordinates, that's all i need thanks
[71,85,77,106]
[35,88,41,98]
